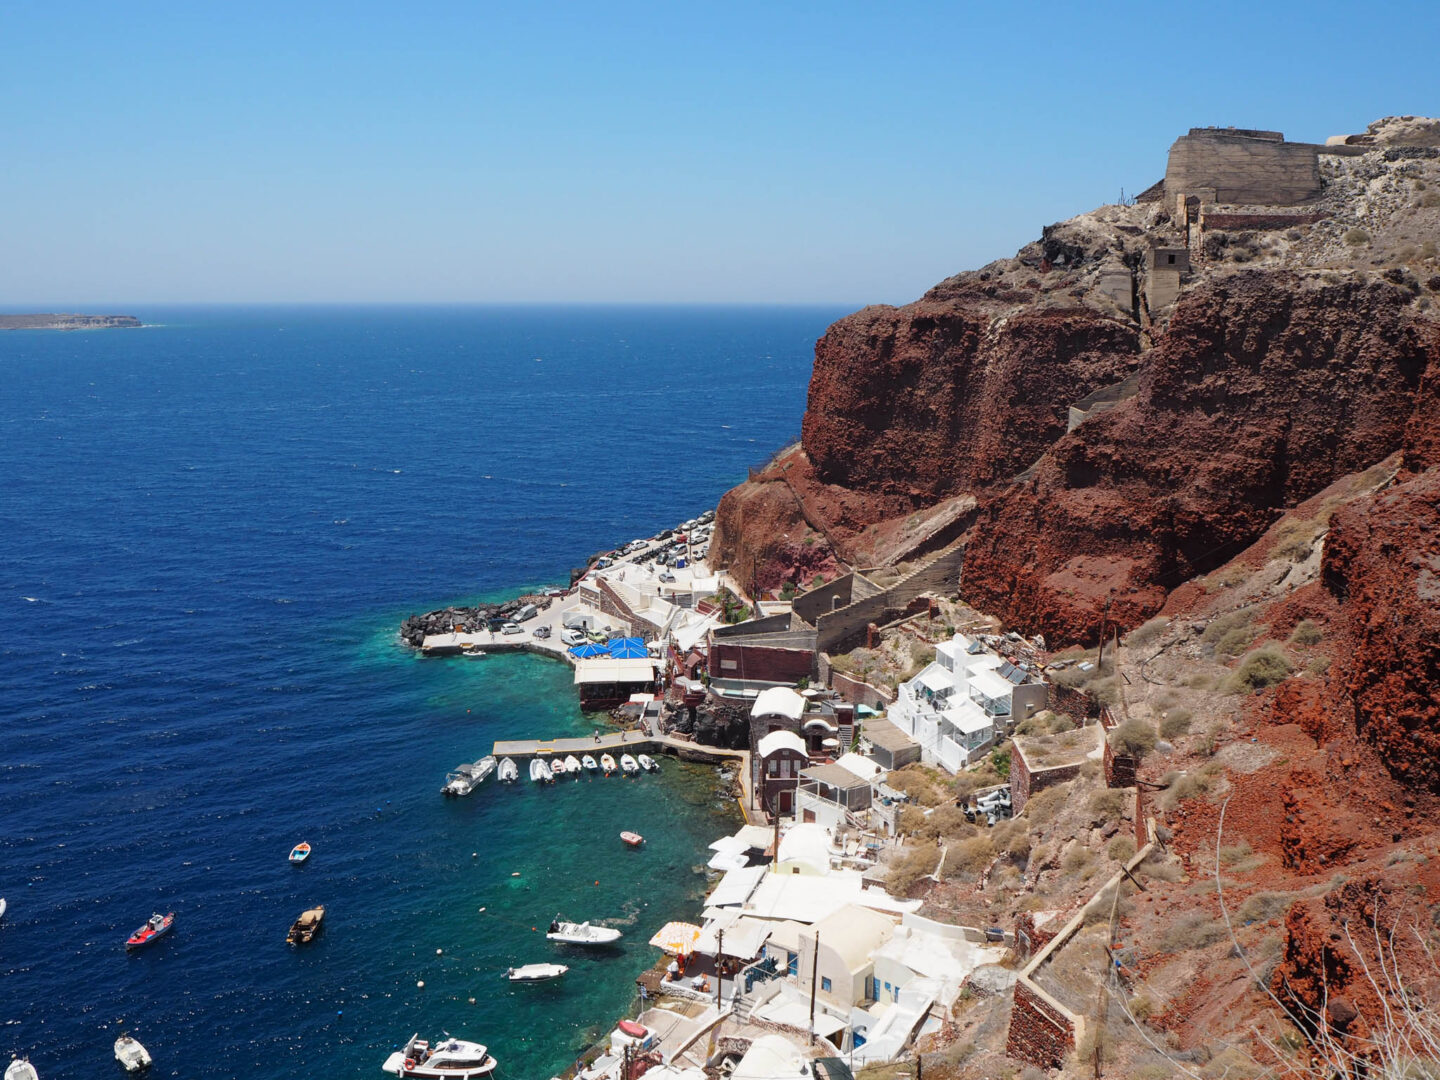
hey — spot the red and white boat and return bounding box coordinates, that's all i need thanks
[383,1034,497,1078]
[620,831,644,848]
[125,912,174,950]
[289,842,311,864]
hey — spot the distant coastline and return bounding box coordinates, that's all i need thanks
[0,313,141,330]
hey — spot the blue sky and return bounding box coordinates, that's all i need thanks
[2,2,1437,305]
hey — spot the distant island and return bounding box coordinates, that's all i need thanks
[0,313,141,330]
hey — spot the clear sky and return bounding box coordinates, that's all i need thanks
[2,1,1437,305]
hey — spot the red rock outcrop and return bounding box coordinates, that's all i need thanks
[961,271,1438,642]
[803,302,1141,501]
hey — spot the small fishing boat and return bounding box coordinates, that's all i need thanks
[286,904,325,945]
[114,1034,152,1073]
[383,1034,497,1079]
[443,756,496,796]
[581,755,598,772]
[5,1057,38,1080]
[563,755,582,775]
[506,962,569,982]
[497,757,518,782]
[546,916,622,946]
[125,912,174,951]
[529,758,553,784]
[620,831,644,847]
[600,754,617,776]
[289,842,311,864]
[617,1020,648,1039]
[619,754,640,776]
[0,897,6,921]
[461,644,486,658]
[637,754,658,772]
[548,756,569,777]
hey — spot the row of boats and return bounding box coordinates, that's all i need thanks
[6,1034,151,1079]
[443,751,660,795]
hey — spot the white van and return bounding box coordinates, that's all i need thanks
[513,603,539,623]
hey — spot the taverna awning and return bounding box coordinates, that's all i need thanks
[648,920,702,955]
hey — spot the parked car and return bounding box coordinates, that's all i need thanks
[532,625,551,639]
[501,622,522,635]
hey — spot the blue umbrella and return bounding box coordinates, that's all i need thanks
[606,637,648,659]
[570,643,609,658]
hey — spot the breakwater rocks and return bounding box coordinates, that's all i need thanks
[399,594,554,646]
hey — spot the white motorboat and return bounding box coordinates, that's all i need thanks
[383,1034,496,1078]
[114,1035,152,1073]
[548,756,569,777]
[619,755,640,775]
[529,758,553,783]
[600,754,617,776]
[442,756,496,797]
[637,754,658,772]
[0,897,6,920]
[581,755,598,772]
[496,758,518,783]
[461,645,486,658]
[546,916,622,946]
[506,962,569,982]
[5,1058,38,1080]
[563,755,582,775]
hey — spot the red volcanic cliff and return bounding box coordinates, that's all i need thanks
[960,271,1438,642]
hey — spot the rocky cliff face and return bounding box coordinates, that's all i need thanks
[962,271,1438,641]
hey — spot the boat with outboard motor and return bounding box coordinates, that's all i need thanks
[600,754,617,776]
[5,1056,38,1080]
[383,1034,497,1078]
[506,962,569,982]
[581,755,598,772]
[443,757,495,796]
[125,912,174,950]
[114,1035,152,1073]
[529,758,553,783]
[287,905,326,945]
[637,754,658,772]
[289,842,311,864]
[563,754,581,775]
[497,758,518,783]
[546,916,622,946]
[549,756,569,777]
[620,831,644,847]
[619,754,639,775]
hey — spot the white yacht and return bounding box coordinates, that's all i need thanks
[529,758,553,784]
[619,754,640,776]
[496,758,518,783]
[383,1034,497,1078]
[546,916,622,946]
[506,962,569,982]
[442,757,496,797]
[114,1035,152,1073]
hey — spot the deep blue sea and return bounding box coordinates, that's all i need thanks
[0,305,846,1079]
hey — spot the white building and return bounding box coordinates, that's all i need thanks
[887,633,1047,772]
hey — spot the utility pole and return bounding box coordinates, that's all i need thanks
[807,931,820,1046]
[1096,594,1113,673]
[716,929,725,1006]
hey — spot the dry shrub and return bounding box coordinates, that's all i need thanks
[1237,890,1294,923]
[1215,626,1255,657]
[1022,782,1072,827]
[886,845,940,894]
[1158,762,1225,811]
[1108,835,1137,862]
[920,805,973,840]
[1089,789,1127,817]
[1219,840,1254,866]
[888,766,947,807]
[1138,857,1185,883]
[1270,516,1324,561]
[1109,719,1158,758]
[1289,618,1323,646]
[1062,845,1094,873]
[1344,227,1372,245]
[1159,708,1193,739]
[943,835,997,879]
[1224,643,1293,693]
[1126,617,1169,648]
[1202,609,1253,648]
[1159,910,1228,952]
[896,806,926,836]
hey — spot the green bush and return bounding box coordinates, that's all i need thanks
[1214,627,1255,657]
[1089,789,1127,817]
[1109,718,1158,758]
[1159,708,1193,739]
[1224,643,1294,693]
[1202,609,1252,647]
[1289,619,1323,646]
[990,746,1011,780]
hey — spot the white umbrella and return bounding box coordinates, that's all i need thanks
[648,920,701,955]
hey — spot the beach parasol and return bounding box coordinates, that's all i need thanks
[606,637,648,659]
[570,643,609,658]
[647,920,702,955]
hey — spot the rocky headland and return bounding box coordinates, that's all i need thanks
[0,313,142,330]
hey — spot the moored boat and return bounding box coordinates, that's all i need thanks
[529,758,553,783]
[563,754,582,775]
[546,916,622,946]
[506,962,569,982]
[287,904,326,945]
[125,912,174,951]
[461,645,486,657]
[443,756,496,796]
[619,754,639,775]
[114,1034,152,1073]
[600,754,617,776]
[0,897,6,921]
[496,758,518,783]
[637,754,658,772]
[581,755,598,772]
[548,756,568,777]
[620,831,644,847]
[4,1057,38,1080]
[289,842,311,864]
[383,1034,497,1078]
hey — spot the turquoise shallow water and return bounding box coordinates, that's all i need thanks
[0,305,844,1078]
